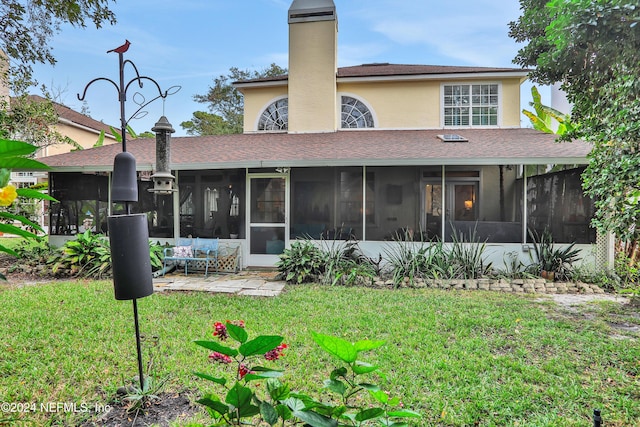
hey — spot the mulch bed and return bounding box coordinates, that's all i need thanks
[78,391,204,427]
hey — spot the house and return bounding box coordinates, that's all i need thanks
[40,0,606,269]
[1,89,119,231]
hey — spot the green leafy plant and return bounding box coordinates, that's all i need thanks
[149,240,166,270]
[448,225,492,279]
[117,334,171,417]
[522,86,576,135]
[319,239,376,286]
[529,229,581,280]
[0,138,55,263]
[194,321,421,427]
[276,239,325,284]
[303,332,421,426]
[48,230,112,278]
[496,251,535,280]
[194,320,287,425]
[383,239,451,286]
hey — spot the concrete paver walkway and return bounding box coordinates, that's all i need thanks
[153,270,286,297]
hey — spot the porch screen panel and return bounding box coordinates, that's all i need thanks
[49,172,109,235]
[526,166,595,244]
[178,170,245,239]
[338,167,364,240]
[366,166,419,241]
[290,168,335,239]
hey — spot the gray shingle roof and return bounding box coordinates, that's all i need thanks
[41,128,591,172]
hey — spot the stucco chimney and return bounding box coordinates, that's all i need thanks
[287,0,338,133]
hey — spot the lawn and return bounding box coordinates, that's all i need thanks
[0,280,638,426]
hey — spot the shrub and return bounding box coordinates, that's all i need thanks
[48,230,112,278]
[448,226,492,279]
[194,320,421,426]
[276,239,325,284]
[529,229,580,280]
[319,239,376,286]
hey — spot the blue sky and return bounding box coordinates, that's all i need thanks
[30,0,538,136]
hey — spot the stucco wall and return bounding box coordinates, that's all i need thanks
[288,20,337,132]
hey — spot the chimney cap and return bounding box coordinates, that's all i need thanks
[289,0,336,23]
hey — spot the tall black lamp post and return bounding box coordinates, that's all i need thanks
[77,40,179,391]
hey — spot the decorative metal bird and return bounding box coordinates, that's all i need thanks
[107,40,131,54]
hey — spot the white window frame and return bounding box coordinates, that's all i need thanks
[254,96,289,132]
[338,93,377,129]
[441,82,502,128]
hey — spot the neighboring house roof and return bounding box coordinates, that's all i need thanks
[41,128,591,172]
[25,95,115,135]
[234,63,528,86]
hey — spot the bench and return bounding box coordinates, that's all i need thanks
[162,237,219,277]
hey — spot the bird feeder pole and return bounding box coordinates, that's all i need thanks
[77,40,179,392]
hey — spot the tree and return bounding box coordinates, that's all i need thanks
[0,0,117,92]
[0,94,76,153]
[509,0,640,245]
[522,86,575,135]
[181,111,232,136]
[185,63,287,135]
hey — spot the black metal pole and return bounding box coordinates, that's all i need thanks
[133,298,145,391]
[593,408,602,427]
[118,51,127,153]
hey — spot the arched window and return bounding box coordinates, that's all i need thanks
[341,96,374,128]
[258,98,288,131]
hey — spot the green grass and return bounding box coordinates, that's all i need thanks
[0,281,638,426]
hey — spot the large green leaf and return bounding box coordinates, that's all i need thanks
[267,379,290,401]
[16,188,57,202]
[260,402,279,426]
[226,322,248,343]
[196,396,229,417]
[238,335,283,357]
[225,382,260,417]
[354,339,386,352]
[355,407,384,422]
[1,157,50,170]
[293,410,338,427]
[369,390,388,404]
[0,211,45,233]
[194,340,238,357]
[323,379,346,396]
[0,223,40,239]
[0,139,38,158]
[243,369,283,382]
[352,361,379,375]
[386,410,422,418]
[311,332,357,363]
[0,243,17,257]
[193,371,227,386]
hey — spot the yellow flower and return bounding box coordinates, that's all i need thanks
[0,184,18,207]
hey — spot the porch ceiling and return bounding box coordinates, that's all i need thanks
[40,128,591,172]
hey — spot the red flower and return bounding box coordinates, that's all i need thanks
[264,343,288,361]
[213,322,228,340]
[238,363,254,380]
[209,352,233,364]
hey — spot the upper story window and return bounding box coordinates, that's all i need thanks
[258,98,288,131]
[341,96,374,128]
[443,84,498,126]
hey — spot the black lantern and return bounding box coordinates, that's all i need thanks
[108,213,153,300]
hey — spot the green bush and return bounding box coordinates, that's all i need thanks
[49,230,112,278]
[47,231,166,279]
[529,229,580,280]
[319,239,376,286]
[276,240,325,284]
